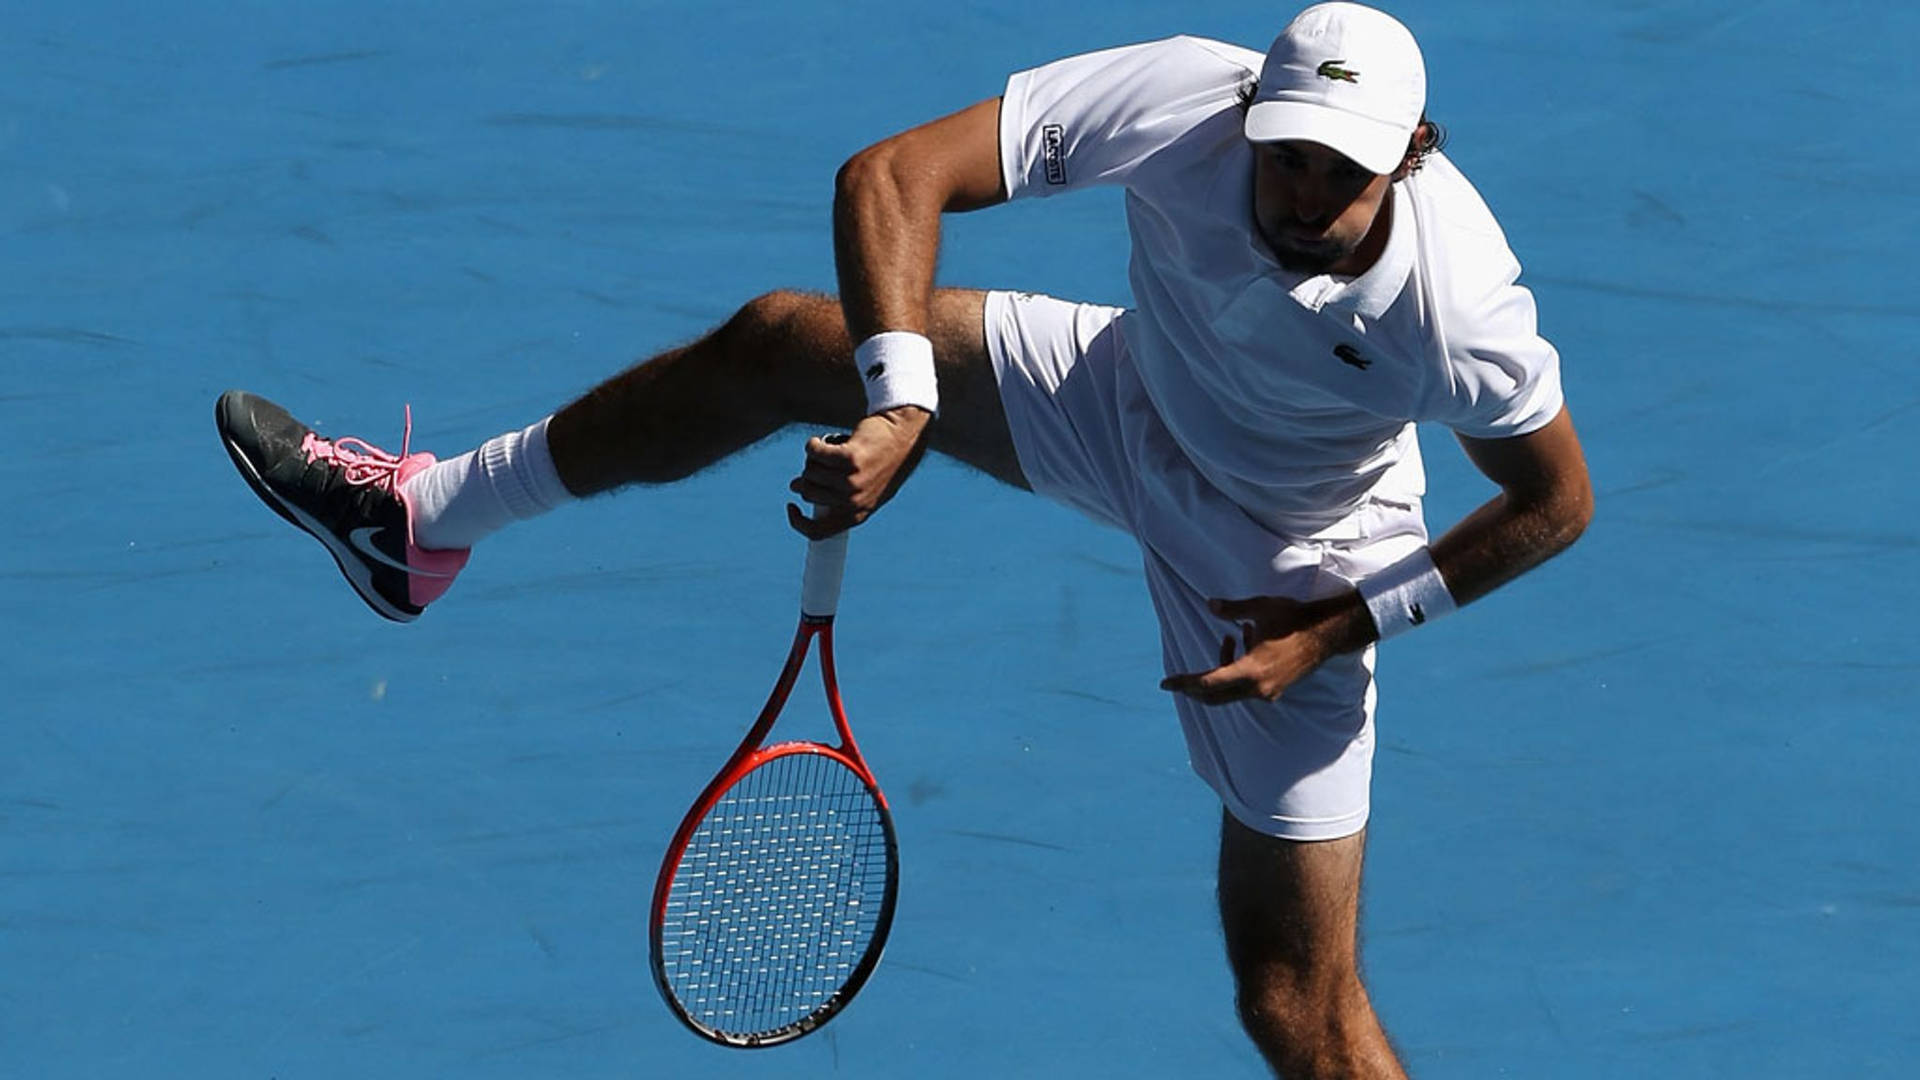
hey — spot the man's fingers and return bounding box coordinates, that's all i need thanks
[1158,672,1201,694]
[791,432,861,506]
[1160,663,1252,704]
[790,422,920,537]
[785,502,819,539]
[788,473,851,505]
[798,460,856,486]
[1162,677,1250,705]
[787,484,838,511]
[803,434,858,470]
[1160,648,1292,704]
[786,502,856,540]
[1208,595,1308,645]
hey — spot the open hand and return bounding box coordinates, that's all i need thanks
[787,406,931,539]
[1160,596,1344,705]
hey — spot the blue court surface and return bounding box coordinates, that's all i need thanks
[5,1,1918,1076]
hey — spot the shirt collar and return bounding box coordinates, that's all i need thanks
[1262,185,1415,320]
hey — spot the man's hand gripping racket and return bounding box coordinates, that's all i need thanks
[649,485,900,1048]
[785,407,930,540]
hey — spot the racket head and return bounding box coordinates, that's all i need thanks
[651,742,899,1048]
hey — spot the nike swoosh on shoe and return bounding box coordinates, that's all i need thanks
[348,526,460,579]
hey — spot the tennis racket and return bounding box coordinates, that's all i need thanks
[649,509,899,1048]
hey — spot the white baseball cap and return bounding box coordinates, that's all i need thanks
[1242,3,1427,176]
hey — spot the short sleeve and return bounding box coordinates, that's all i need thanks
[1405,159,1566,439]
[1431,266,1565,438]
[999,36,1260,201]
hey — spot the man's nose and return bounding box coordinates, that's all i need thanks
[1291,183,1330,225]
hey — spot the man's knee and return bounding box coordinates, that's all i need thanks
[725,291,849,366]
[1236,964,1391,1076]
[716,290,859,422]
[708,288,1019,480]
[1217,822,1399,1075]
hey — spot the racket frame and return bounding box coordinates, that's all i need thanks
[648,529,899,1048]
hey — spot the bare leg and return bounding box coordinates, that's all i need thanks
[545,288,1025,496]
[1218,813,1409,1079]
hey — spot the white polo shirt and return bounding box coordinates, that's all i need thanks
[997,35,1564,538]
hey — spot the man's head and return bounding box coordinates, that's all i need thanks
[1242,3,1432,274]
[1245,3,1426,175]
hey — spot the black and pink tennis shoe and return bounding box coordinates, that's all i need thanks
[215,391,468,622]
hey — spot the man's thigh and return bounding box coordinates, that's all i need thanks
[1217,812,1368,980]
[926,288,1027,488]
[777,287,1023,488]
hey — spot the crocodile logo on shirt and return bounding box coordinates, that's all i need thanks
[1316,60,1360,84]
[1334,343,1371,370]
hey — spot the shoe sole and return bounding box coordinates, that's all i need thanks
[216,394,418,623]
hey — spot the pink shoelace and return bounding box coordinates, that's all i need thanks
[299,405,416,492]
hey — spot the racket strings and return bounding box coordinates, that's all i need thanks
[660,752,891,1038]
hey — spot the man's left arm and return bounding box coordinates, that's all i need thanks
[1429,405,1593,605]
[1163,407,1593,704]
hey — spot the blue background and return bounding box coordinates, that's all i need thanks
[4,1,1917,1076]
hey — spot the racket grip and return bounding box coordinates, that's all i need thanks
[801,526,849,619]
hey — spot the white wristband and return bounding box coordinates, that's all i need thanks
[856,331,940,416]
[1357,548,1457,641]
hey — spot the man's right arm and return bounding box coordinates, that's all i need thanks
[833,96,1007,343]
[793,37,1246,537]
[790,98,1007,539]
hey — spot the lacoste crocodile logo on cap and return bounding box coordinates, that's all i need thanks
[1316,59,1360,83]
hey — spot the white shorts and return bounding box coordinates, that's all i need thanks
[983,290,1429,840]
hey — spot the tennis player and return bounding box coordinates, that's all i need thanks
[216,4,1591,1074]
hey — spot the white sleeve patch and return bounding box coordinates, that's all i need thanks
[999,36,1257,201]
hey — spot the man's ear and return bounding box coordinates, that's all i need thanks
[1390,122,1435,183]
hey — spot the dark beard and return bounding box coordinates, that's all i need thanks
[1258,221,1355,275]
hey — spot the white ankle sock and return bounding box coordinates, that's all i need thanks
[405,416,575,550]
